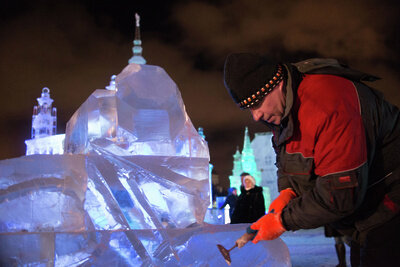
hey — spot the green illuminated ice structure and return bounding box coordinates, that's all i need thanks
[229,127,271,210]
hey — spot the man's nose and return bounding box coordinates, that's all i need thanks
[250,109,262,121]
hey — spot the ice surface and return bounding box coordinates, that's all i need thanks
[0,155,290,266]
[85,154,210,230]
[25,134,65,155]
[0,155,208,231]
[0,63,291,266]
[0,224,290,266]
[0,155,88,233]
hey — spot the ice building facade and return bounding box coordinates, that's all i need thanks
[251,132,279,201]
[25,87,65,155]
[229,127,274,209]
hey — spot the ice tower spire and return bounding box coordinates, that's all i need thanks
[240,127,262,187]
[31,87,57,139]
[129,13,146,65]
[25,87,65,155]
[232,146,242,176]
[241,127,256,174]
[106,75,117,91]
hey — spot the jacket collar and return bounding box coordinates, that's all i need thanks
[267,63,301,146]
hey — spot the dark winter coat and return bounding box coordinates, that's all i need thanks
[230,185,265,224]
[269,59,400,244]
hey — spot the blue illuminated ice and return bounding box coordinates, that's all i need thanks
[65,64,208,159]
[64,63,210,229]
[0,63,290,266]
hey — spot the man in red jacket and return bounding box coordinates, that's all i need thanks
[223,54,400,266]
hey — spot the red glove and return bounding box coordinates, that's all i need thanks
[268,188,296,213]
[249,188,295,243]
[250,213,286,243]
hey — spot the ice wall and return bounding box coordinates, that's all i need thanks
[0,155,88,233]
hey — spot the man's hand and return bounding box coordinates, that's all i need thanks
[268,188,296,213]
[235,232,256,248]
[250,213,286,243]
[248,188,294,244]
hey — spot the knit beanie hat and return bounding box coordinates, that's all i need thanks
[224,53,285,109]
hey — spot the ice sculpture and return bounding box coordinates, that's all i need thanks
[0,63,290,266]
[25,87,65,155]
[64,63,210,229]
[31,87,57,139]
[65,63,208,159]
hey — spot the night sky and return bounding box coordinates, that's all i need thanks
[1,0,400,189]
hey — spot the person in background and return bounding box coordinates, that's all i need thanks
[325,225,349,267]
[212,184,227,205]
[230,173,266,224]
[220,187,238,220]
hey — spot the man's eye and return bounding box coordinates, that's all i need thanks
[250,100,262,109]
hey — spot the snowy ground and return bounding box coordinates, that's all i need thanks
[281,227,351,267]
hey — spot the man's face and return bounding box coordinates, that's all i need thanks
[249,81,286,125]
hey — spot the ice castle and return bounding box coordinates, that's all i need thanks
[0,14,290,266]
[24,87,65,155]
[229,127,279,210]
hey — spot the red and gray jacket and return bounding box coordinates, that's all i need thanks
[270,59,400,237]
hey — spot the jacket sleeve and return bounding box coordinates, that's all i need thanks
[220,197,228,209]
[282,164,368,230]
